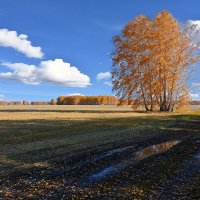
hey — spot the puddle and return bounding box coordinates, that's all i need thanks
[90,166,113,182]
[80,140,180,185]
[134,141,180,161]
[194,152,200,159]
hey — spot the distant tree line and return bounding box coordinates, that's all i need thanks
[190,100,200,105]
[30,101,50,105]
[0,98,199,106]
[0,101,50,106]
[0,101,24,106]
[0,96,118,106]
[57,96,118,105]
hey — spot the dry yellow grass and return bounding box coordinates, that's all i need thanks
[0,105,177,120]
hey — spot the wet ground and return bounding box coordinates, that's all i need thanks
[0,119,200,199]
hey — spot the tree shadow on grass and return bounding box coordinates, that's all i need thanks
[0,113,199,170]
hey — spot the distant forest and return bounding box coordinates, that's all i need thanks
[57,96,118,105]
[0,96,199,106]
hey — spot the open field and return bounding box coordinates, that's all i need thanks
[0,105,200,199]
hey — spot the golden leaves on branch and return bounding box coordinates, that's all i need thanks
[112,10,200,112]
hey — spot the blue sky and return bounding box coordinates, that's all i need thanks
[0,0,199,101]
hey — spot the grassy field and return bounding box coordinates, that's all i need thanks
[0,105,185,170]
[0,105,200,199]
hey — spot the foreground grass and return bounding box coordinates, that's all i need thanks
[0,105,199,176]
[0,105,200,199]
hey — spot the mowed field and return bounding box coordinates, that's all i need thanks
[0,105,172,170]
[0,105,200,199]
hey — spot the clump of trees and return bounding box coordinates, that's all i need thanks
[0,101,50,106]
[112,10,200,111]
[57,96,118,105]
[0,101,23,106]
[191,100,200,105]
[50,99,56,105]
[30,101,49,105]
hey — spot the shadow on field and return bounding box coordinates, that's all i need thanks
[0,114,199,199]
[1,114,199,169]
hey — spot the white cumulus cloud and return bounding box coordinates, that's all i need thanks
[188,20,200,29]
[66,93,84,96]
[188,20,200,47]
[0,29,44,58]
[0,59,90,87]
[96,72,111,81]
[190,93,199,100]
[190,93,199,98]
[104,81,112,87]
[192,82,200,89]
[1,62,39,84]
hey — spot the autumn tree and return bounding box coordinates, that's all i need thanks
[50,98,56,105]
[112,10,200,112]
[56,96,118,105]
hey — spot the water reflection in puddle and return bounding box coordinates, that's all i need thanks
[134,141,180,161]
[91,166,113,182]
[195,152,200,159]
[80,140,180,185]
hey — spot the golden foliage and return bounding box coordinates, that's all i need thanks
[112,10,200,111]
[57,96,118,105]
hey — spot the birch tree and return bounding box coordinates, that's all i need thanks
[112,10,200,111]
